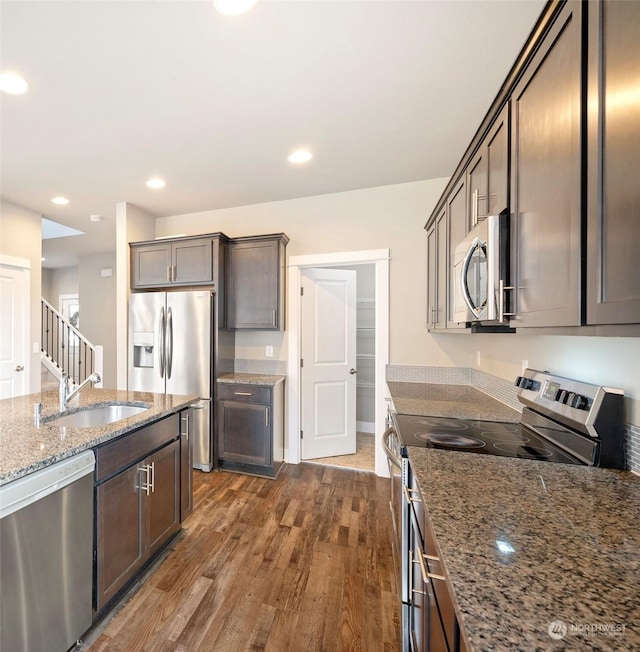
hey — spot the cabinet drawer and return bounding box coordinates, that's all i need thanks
[218,384,271,404]
[95,414,179,482]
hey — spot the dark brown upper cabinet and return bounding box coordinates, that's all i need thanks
[427,206,448,331]
[587,0,640,325]
[510,0,582,328]
[131,235,219,289]
[226,234,288,331]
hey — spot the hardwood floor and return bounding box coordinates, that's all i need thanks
[84,463,401,651]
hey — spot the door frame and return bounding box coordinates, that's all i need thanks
[287,249,390,477]
[0,254,31,397]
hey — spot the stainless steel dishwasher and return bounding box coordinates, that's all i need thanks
[0,450,95,652]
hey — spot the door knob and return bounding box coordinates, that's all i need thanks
[349,368,357,375]
[15,365,24,372]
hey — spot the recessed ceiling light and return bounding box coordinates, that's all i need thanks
[51,196,69,205]
[213,0,259,16]
[89,214,103,222]
[0,72,29,95]
[288,149,313,164]
[146,177,166,189]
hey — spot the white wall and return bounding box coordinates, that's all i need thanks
[156,179,640,428]
[41,266,78,308]
[116,202,156,389]
[0,199,42,393]
[79,253,117,388]
[157,178,452,364]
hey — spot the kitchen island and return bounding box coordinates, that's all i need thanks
[409,447,640,650]
[387,380,639,650]
[0,387,197,484]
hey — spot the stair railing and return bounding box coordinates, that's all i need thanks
[41,298,100,386]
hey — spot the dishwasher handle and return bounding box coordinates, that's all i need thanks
[382,426,402,470]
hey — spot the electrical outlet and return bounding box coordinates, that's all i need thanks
[476,351,481,367]
[266,345,273,358]
[522,359,529,373]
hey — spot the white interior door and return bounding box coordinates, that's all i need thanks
[0,263,29,398]
[301,268,357,459]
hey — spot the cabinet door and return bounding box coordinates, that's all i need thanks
[145,440,181,558]
[486,104,509,217]
[227,240,281,330]
[172,238,213,285]
[447,178,468,329]
[95,464,144,612]
[587,0,640,325]
[467,150,487,231]
[131,243,172,288]
[511,1,582,328]
[427,223,437,330]
[180,409,193,520]
[218,400,271,466]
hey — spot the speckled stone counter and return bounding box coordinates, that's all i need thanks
[217,372,285,386]
[388,381,520,422]
[0,388,197,485]
[408,447,640,651]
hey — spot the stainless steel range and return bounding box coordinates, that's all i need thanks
[383,369,625,652]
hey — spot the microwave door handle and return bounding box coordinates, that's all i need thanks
[461,238,481,317]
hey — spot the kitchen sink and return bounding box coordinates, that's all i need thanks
[47,404,150,428]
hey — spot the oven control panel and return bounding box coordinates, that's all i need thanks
[515,368,624,440]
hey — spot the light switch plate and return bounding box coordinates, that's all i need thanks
[266,346,273,358]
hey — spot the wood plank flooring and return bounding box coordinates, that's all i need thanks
[84,463,401,652]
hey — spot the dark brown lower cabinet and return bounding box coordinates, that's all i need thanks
[407,463,467,652]
[217,381,284,477]
[94,415,181,613]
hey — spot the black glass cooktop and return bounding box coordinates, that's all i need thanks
[393,414,584,465]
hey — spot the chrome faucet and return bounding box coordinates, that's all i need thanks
[59,372,101,411]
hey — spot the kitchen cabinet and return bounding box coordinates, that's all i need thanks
[427,207,448,331]
[446,177,468,329]
[94,414,181,613]
[406,462,467,652]
[131,235,222,289]
[226,234,289,330]
[217,380,284,477]
[510,0,582,328]
[586,0,640,325]
[467,104,509,232]
[180,408,193,520]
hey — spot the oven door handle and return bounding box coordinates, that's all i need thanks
[382,426,402,470]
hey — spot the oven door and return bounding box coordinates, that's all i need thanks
[452,213,511,324]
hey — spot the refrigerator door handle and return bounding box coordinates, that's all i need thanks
[158,307,166,379]
[166,307,173,379]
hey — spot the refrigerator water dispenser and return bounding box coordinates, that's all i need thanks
[132,332,154,368]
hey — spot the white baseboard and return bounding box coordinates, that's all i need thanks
[357,421,375,434]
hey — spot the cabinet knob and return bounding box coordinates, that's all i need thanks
[349,368,357,375]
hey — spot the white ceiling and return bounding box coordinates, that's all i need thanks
[1,0,545,268]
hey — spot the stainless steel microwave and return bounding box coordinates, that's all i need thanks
[451,212,513,324]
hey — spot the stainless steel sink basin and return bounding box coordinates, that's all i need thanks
[48,404,150,428]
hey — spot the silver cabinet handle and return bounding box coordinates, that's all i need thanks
[181,412,190,439]
[167,265,172,282]
[272,309,276,327]
[138,465,151,495]
[498,279,516,322]
[349,368,357,375]
[413,544,447,583]
[234,391,252,396]
[265,407,270,428]
[15,365,24,371]
[472,188,479,227]
[430,306,438,327]
[148,462,155,494]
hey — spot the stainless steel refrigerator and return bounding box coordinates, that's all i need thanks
[128,290,215,471]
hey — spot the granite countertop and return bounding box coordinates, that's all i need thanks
[0,388,197,486]
[217,372,286,386]
[388,381,520,422]
[408,447,640,651]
